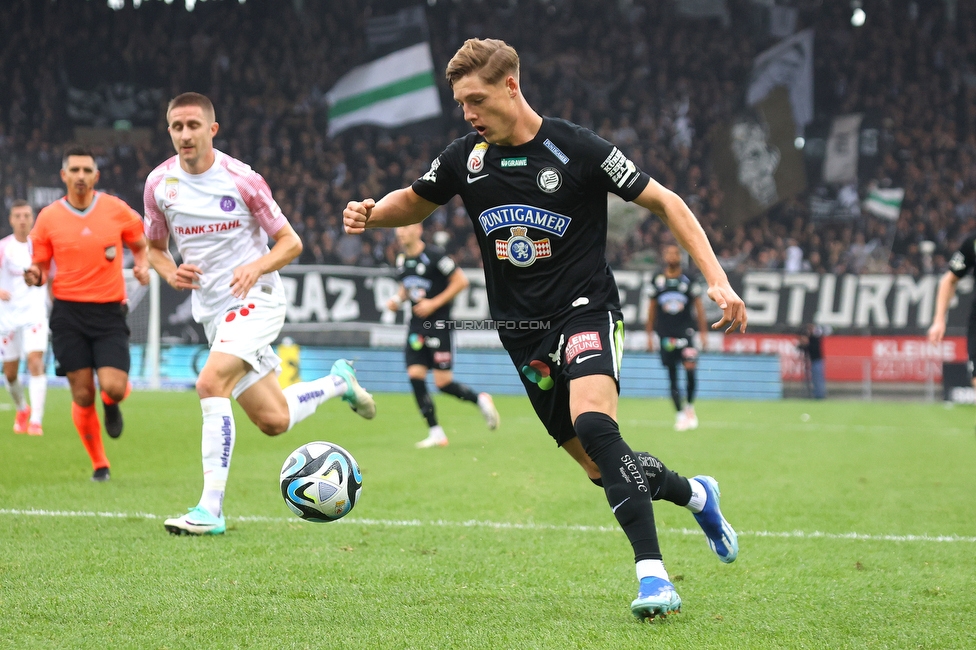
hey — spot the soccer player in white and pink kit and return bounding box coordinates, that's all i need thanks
[145,92,376,536]
[0,200,48,436]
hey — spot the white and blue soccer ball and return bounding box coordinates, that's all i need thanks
[279,442,362,522]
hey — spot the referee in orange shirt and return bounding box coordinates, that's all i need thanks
[25,146,149,482]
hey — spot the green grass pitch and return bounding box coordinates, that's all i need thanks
[1,389,975,649]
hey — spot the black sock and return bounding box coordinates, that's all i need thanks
[590,476,604,488]
[574,411,661,561]
[667,365,682,411]
[636,452,692,506]
[686,367,697,404]
[439,381,479,403]
[410,378,437,427]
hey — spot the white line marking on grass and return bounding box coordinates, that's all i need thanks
[2,508,974,544]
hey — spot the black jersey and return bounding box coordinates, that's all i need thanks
[411,117,650,347]
[948,235,976,327]
[395,244,457,332]
[649,271,702,338]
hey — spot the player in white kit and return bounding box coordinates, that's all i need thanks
[0,200,48,436]
[145,93,376,536]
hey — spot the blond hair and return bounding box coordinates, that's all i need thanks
[445,38,519,88]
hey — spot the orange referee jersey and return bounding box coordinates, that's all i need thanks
[31,192,144,303]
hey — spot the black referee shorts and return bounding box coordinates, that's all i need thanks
[50,299,131,376]
[506,309,624,446]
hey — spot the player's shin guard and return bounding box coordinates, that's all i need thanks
[71,402,107,469]
[199,397,235,518]
[28,375,46,424]
[667,365,682,411]
[575,411,661,561]
[439,381,479,403]
[410,378,438,427]
[686,368,697,404]
[636,452,694,506]
[283,375,346,431]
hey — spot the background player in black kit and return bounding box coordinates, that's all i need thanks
[929,234,976,410]
[647,244,709,431]
[344,38,747,621]
[389,223,500,448]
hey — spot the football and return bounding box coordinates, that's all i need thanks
[279,442,363,522]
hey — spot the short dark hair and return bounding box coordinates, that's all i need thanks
[167,92,216,123]
[62,146,97,170]
[10,199,30,212]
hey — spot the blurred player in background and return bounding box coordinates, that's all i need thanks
[929,237,976,410]
[344,38,745,620]
[0,200,48,436]
[25,147,150,481]
[389,223,499,448]
[145,92,376,536]
[646,244,708,431]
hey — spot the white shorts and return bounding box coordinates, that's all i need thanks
[1,321,49,363]
[204,293,285,399]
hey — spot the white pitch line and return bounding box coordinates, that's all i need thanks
[1,508,974,544]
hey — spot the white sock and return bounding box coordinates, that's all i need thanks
[428,424,446,440]
[636,559,669,581]
[199,397,235,518]
[28,375,46,424]
[283,375,347,431]
[5,377,26,410]
[685,478,707,513]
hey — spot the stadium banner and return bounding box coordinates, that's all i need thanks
[673,0,730,27]
[724,333,965,383]
[863,187,905,220]
[711,87,807,226]
[822,113,863,184]
[746,28,814,134]
[326,7,441,136]
[145,267,967,347]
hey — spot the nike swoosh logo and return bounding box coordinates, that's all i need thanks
[467,174,489,183]
[611,497,631,513]
[575,353,600,364]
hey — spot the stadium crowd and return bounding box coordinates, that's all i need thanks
[0,0,974,276]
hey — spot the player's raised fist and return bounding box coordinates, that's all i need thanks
[343,199,374,235]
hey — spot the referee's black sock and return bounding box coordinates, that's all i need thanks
[439,381,478,403]
[686,367,697,404]
[636,452,693,506]
[410,378,438,428]
[575,411,661,561]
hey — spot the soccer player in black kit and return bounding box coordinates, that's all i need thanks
[647,244,709,431]
[929,235,976,407]
[389,223,500,448]
[344,38,746,620]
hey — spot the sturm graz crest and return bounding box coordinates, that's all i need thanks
[494,226,551,267]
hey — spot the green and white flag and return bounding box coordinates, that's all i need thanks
[862,187,904,220]
[326,41,441,136]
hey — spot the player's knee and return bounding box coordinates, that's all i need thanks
[255,411,290,436]
[3,369,17,383]
[196,375,230,399]
[71,387,96,407]
[574,411,620,459]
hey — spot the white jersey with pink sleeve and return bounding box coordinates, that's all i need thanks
[143,150,289,324]
[0,235,47,331]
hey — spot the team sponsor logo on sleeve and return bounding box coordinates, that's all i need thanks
[422,157,441,183]
[467,142,489,173]
[543,139,570,164]
[950,251,967,272]
[495,226,551,267]
[564,331,602,364]
[501,157,527,168]
[536,168,562,193]
[600,147,639,188]
[478,205,571,237]
[165,177,179,201]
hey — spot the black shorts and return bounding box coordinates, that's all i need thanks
[405,329,454,370]
[507,309,624,446]
[50,299,131,376]
[659,335,699,367]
